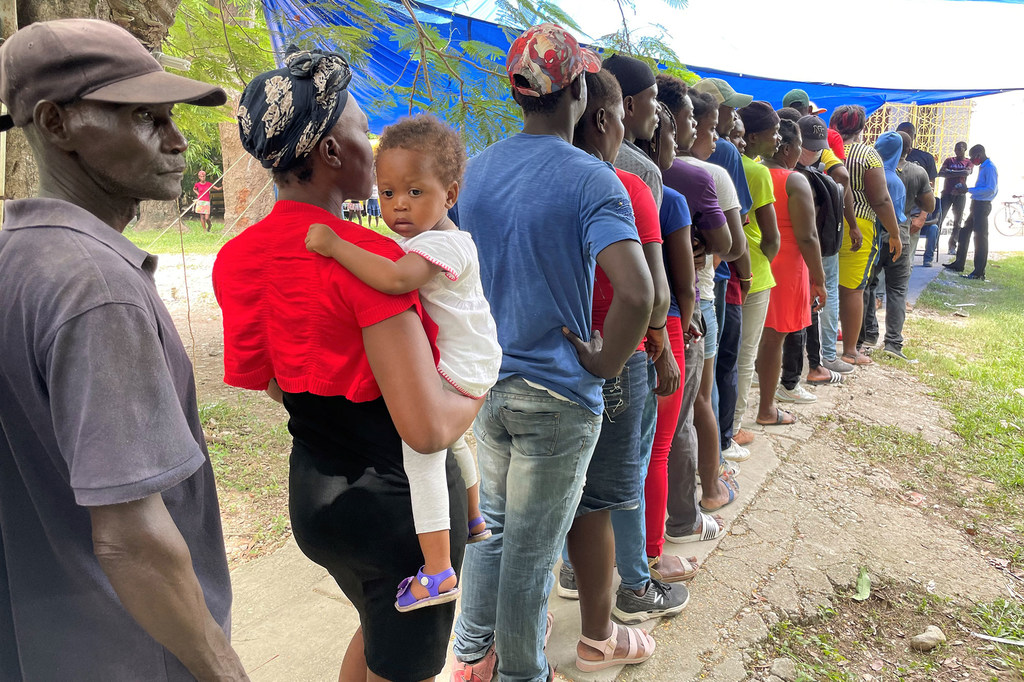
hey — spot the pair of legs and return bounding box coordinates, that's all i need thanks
[715,289,743,451]
[453,378,600,681]
[838,217,879,366]
[781,305,829,389]
[198,208,212,232]
[402,435,483,603]
[696,298,732,510]
[566,352,659,666]
[942,192,968,253]
[910,223,939,269]
[732,289,771,441]
[665,315,722,539]
[947,200,992,278]
[755,327,795,425]
[860,238,911,353]
[646,316,685,558]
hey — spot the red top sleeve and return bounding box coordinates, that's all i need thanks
[591,169,661,341]
[212,200,438,402]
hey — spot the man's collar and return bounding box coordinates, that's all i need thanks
[3,198,156,273]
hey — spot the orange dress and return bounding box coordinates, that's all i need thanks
[764,167,810,333]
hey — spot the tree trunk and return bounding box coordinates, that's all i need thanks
[4,0,182,204]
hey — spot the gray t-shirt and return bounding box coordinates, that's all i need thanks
[615,139,663,208]
[0,198,231,680]
[898,160,934,242]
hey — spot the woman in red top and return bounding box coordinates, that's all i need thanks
[756,119,827,427]
[212,50,482,681]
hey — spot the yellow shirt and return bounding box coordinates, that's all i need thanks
[820,148,842,173]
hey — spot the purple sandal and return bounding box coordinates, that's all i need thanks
[395,566,460,612]
[468,515,492,544]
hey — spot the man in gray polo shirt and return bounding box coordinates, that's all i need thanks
[0,19,247,680]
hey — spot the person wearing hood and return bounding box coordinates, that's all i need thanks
[828,105,902,368]
[858,131,908,357]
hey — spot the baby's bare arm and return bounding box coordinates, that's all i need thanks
[305,223,440,294]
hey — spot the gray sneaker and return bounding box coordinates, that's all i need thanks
[557,562,578,600]
[883,346,917,363]
[612,579,689,623]
[821,357,854,374]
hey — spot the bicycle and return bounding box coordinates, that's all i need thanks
[994,195,1024,236]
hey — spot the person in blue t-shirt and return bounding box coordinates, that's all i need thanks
[450,24,655,681]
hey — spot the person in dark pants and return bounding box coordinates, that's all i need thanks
[944,144,997,280]
[938,141,973,256]
[863,132,934,360]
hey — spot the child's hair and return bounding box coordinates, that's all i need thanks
[778,118,800,147]
[377,115,466,187]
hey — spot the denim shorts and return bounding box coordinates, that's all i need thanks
[701,297,719,360]
[576,351,652,516]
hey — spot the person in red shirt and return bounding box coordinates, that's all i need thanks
[192,169,220,232]
[213,49,482,681]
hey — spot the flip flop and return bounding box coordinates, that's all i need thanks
[395,566,460,612]
[700,474,738,513]
[666,512,725,544]
[468,515,492,544]
[842,352,873,366]
[647,554,700,582]
[756,407,796,426]
[806,369,844,385]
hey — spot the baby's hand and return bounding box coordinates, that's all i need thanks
[306,223,339,257]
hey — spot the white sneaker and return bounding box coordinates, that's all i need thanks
[775,385,817,404]
[722,440,750,462]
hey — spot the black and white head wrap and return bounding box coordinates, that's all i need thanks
[237,46,352,171]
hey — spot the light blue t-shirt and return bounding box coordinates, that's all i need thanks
[459,133,639,414]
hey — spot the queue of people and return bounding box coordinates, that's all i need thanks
[0,16,996,682]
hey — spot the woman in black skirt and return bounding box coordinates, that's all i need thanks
[213,49,483,681]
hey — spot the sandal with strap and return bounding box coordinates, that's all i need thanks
[665,511,725,544]
[395,566,460,612]
[806,369,844,385]
[468,515,492,544]
[576,622,656,672]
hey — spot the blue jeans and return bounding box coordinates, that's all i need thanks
[715,300,742,450]
[562,353,655,591]
[700,297,718,360]
[919,223,939,265]
[819,253,840,362]
[453,377,601,681]
[609,359,657,591]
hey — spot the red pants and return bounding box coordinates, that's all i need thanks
[644,315,685,558]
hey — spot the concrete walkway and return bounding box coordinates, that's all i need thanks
[230,433,781,681]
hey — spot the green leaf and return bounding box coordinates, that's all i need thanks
[852,567,871,601]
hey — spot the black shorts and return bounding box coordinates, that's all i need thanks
[284,393,467,681]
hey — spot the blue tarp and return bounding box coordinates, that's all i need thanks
[261,0,1016,133]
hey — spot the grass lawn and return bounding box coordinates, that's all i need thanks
[126,215,399,255]
[822,255,1024,678]
[906,256,1024,553]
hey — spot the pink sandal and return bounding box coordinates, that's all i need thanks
[576,622,655,672]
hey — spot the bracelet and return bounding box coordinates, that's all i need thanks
[737,275,753,282]
[648,321,667,331]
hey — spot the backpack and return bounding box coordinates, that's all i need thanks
[797,162,844,258]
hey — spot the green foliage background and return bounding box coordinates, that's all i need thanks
[163,0,696,162]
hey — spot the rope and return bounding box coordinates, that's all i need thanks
[217,177,274,244]
[144,153,248,251]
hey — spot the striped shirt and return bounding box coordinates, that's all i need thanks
[844,142,884,221]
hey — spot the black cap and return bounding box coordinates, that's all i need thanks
[798,115,829,152]
[602,54,655,98]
